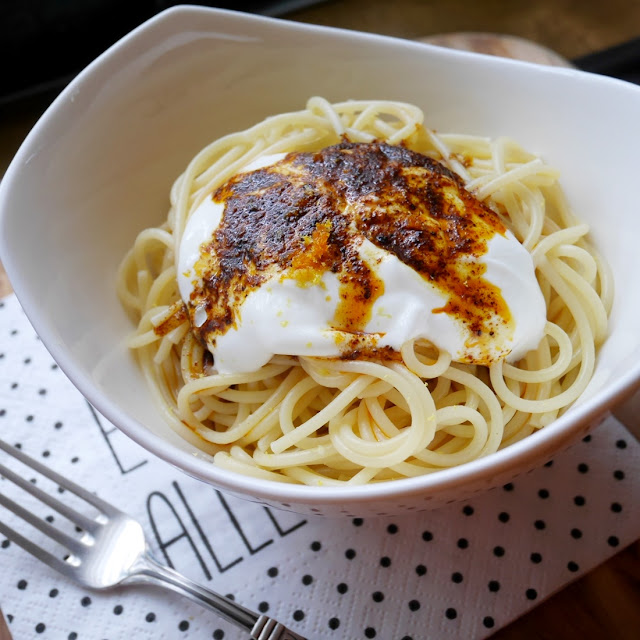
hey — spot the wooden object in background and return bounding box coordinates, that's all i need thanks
[0,609,13,640]
[419,32,572,66]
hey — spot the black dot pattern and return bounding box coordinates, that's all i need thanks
[488,580,501,593]
[483,616,495,628]
[0,295,636,640]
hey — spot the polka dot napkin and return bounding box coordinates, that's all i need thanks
[1,292,639,640]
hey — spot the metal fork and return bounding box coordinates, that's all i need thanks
[0,438,306,640]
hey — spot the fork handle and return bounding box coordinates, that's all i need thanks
[128,552,306,639]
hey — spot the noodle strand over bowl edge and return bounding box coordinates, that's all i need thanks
[117,97,613,486]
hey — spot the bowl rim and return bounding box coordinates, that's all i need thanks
[1,5,640,506]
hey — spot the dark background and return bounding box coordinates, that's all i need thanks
[0,1,327,104]
[1,0,639,108]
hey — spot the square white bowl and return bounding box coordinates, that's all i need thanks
[1,6,639,516]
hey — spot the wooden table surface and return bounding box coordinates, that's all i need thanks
[1,1,639,638]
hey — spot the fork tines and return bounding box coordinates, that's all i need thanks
[0,438,112,573]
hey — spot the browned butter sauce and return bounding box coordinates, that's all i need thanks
[188,141,511,360]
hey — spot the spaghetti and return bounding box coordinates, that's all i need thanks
[117,97,612,485]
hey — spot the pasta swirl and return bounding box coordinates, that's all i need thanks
[117,98,611,485]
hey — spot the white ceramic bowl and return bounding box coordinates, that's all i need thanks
[1,6,639,516]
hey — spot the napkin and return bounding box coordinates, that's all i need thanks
[1,293,638,640]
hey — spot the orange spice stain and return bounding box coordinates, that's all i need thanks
[289,220,333,287]
[153,302,188,336]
